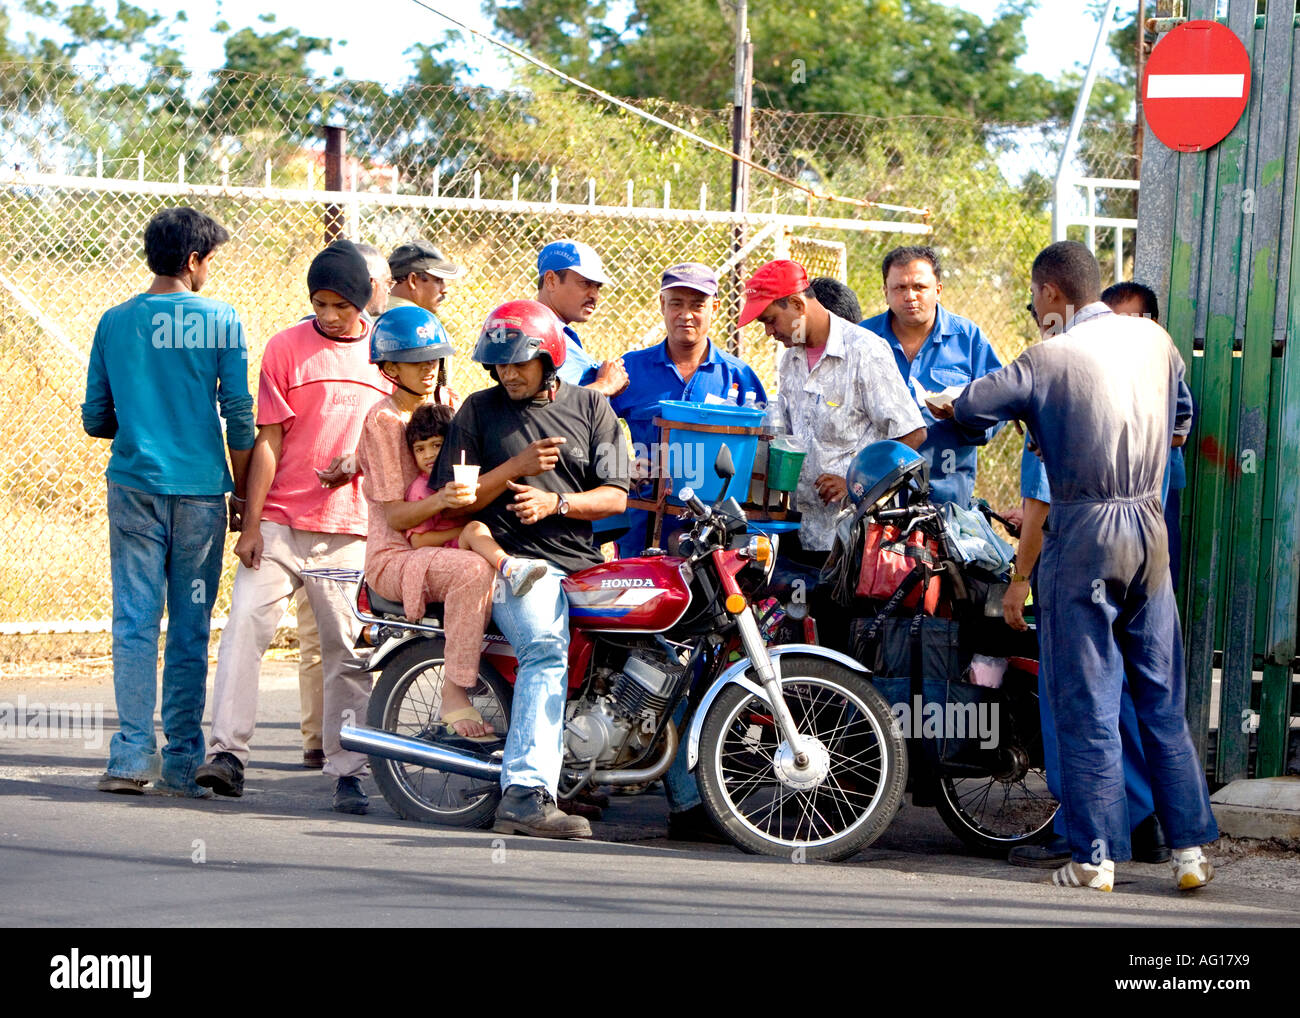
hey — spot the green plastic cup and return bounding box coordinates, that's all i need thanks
[767,436,808,492]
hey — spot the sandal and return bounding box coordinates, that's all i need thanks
[429,706,504,751]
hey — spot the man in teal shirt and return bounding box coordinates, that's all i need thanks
[82,206,254,798]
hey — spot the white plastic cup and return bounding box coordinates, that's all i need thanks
[452,463,480,493]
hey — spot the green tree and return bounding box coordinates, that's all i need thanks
[201,20,332,144]
[486,0,1074,122]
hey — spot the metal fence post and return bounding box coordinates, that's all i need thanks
[324,125,345,245]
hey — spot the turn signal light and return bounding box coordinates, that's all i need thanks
[748,535,772,563]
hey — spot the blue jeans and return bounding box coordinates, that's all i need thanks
[492,565,569,795]
[664,697,701,812]
[105,482,226,790]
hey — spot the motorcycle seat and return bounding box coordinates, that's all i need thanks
[365,585,443,625]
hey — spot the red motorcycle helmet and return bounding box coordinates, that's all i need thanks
[472,299,567,382]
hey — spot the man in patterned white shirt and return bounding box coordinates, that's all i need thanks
[739,259,925,566]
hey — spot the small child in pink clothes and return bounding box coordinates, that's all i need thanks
[404,404,547,597]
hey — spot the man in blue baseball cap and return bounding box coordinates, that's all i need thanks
[536,240,629,397]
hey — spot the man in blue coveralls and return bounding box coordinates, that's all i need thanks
[1102,281,1189,586]
[931,241,1217,892]
[862,246,1002,507]
[1004,396,1172,870]
[535,239,629,398]
[610,262,767,559]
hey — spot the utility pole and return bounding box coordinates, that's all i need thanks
[728,0,753,353]
[1134,0,1146,179]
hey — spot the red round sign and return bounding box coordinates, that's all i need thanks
[1142,20,1251,153]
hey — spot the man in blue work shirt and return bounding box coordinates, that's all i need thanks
[535,239,629,398]
[610,262,767,559]
[862,246,1001,507]
[608,262,766,843]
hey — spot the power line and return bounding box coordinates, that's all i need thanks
[407,0,931,220]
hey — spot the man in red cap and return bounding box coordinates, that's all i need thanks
[740,259,925,567]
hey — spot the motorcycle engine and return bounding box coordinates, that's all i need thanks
[564,644,686,768]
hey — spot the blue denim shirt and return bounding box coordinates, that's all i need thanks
[861,304,1002,507]
[610,338,768,455]
[555,325,600,387]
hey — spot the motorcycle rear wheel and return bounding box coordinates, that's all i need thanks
[367,640,513,829]
[931,678,1059,856]
[696,656,907,862]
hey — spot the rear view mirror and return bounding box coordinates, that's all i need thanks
[714,445,735,481]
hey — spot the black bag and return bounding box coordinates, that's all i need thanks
[852,609,992,772]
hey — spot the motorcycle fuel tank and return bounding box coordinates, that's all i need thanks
[563,556,692,633]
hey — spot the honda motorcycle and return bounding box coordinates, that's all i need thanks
[310,448,906,862]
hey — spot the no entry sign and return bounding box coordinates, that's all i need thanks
[1142,20,1250,153]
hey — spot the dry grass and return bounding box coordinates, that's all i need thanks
[0,216,1030,656]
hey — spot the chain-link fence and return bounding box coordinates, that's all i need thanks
[0,62,1137,657]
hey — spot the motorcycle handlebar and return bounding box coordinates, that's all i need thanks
[874,505,937,522]
[678,486,710,520]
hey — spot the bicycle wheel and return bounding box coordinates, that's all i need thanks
[367,639,512,828]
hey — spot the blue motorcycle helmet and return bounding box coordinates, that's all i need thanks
[846,440,930,508]
[369,305,455,364]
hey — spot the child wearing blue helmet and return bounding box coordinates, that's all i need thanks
[356,305,504,743]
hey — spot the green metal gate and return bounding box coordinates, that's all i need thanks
[1135,0,1300,782]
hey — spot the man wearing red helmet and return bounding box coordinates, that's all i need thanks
[434,299,631,838]
[740,259,925,567]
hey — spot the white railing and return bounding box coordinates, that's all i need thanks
[1056,175,1141,283]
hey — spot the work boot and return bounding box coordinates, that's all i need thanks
[1008,832,1070,868]
[493,785,592,839]
[332,776,369,815]
[195,752,244,798]
[667,803,728,844]
[97,774,147,795]
[1130,813,1171,863]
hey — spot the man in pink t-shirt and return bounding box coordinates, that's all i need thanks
[197,241,391,815]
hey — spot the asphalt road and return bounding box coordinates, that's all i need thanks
[2,663,1298,929]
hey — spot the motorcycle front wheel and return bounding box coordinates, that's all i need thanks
[696,656,907,862]
[367,639,513,829]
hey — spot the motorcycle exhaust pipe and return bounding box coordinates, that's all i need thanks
[340,724,502,781]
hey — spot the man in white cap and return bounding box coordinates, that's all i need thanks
[535,239,629,397]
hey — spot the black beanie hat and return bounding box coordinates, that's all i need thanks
[307,240,372,313]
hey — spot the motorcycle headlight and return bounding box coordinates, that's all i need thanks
[740,534,776,582]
